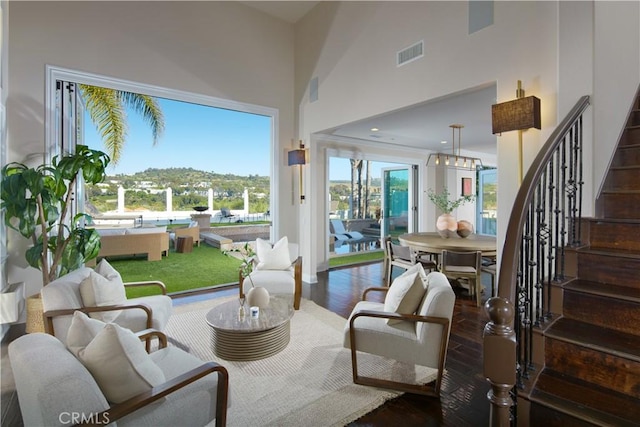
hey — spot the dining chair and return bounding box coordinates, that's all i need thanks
[439,250,482,306]
[383,237,415,286]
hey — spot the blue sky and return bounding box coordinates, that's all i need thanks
[84,98,272,176]
[84,96,401,181]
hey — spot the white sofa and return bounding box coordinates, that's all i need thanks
[9,332,229,427]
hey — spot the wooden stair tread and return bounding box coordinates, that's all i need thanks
[610,165,640,170]
[588,217,640,225]
[546,317,640,362]
[564,279,640,302]
[531,371,640,427]
[618,142,640,149]
[601,189,640,194]
[578,246,640,260]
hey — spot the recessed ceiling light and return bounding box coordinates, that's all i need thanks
[441,140,447,144]
[370,127,379,132]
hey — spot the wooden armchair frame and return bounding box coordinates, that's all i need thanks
[348,287,450,397]
[77,329,228,427]
[238,256,303,310]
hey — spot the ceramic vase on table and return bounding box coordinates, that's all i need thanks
[436,213,458,238]
[457,220,474,238]
[246,286,270,308]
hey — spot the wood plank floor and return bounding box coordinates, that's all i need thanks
[1,261,491,426]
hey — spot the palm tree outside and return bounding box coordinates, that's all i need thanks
[79,84,165,164]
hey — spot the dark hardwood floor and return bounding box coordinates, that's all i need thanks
[1,261,491,426]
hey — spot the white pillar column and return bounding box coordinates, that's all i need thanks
[117,186,125,213]
[243,187,249,215]
[166,187,172,212]
[208,188,214,211]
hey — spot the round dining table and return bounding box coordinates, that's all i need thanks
[398,232,497,257]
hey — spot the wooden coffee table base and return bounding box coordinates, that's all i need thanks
[211,320,291,361]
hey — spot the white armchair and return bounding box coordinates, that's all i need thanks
[41,261,172,348]
[343,268,455,396]
[239,237,302,310]
[9,328,229,426]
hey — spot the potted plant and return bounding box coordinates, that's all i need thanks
[1,145,110,286]
[427,188,475,238]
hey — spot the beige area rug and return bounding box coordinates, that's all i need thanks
[166,298,438,427]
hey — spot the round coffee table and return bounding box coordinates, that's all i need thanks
[205,295,295,361]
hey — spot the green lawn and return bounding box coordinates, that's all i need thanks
[107,244,383,298]
[108,245,242,298]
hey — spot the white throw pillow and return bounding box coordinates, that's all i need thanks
[256,236,291,270]
[383,263,427,325]
[78,323,166,403]
[95,258,123,283]
[80,270,127,323]
[66,311,106,357]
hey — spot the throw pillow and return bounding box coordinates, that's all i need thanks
[66,311,106,357]
[78,323,166,403]
[384,263,427,325]
[256,236,291,270]
[95,258,124,283]
[79,270,127,323]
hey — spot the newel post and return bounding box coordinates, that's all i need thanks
[483,297,516,426]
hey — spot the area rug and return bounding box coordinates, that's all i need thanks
[166,298,438,427]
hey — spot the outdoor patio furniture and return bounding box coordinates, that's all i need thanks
[219,207,238,223]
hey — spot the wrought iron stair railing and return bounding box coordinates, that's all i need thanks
[483,95,591,426]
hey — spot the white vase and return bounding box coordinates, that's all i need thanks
[436,213,458,238]
[246,286,270,308]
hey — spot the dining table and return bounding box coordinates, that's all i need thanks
[398,232,497,259]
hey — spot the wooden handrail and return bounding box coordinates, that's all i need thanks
[485,95,591,426]
[498,95,590,301]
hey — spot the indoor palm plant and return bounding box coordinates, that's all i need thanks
[1,145,110,286]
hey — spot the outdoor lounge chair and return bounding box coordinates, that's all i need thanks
[219,207,239,223]
[330,219,365,241]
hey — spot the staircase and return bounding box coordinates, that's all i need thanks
[528,91,640,425]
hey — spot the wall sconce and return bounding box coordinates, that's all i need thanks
[491,80,541,182]
[288,140,307,203]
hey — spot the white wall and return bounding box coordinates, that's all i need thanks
[296,1,559,276]
[6,1,296,292]
[592,1,640,201]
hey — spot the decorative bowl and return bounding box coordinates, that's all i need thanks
[193,206,208,212]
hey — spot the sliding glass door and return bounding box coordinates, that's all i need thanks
[381,166,417,238]
[476,168,497,236]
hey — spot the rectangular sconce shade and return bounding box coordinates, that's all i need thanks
[492,96,541,134]
[288,149,306,166]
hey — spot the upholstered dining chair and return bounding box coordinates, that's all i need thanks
[343,267,456,396]
[239,237,302,309]
[440,249,483,306]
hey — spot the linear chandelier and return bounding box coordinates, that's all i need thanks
[426,124,483,170]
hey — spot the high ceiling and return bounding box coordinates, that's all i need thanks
[321,84,498,156]
[241,1,498,157]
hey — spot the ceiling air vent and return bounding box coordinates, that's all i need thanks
[397,41,424,67]
[398,40,424,67]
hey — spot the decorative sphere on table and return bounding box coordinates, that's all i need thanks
[457,220,474,238]
[247,286,270,308]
